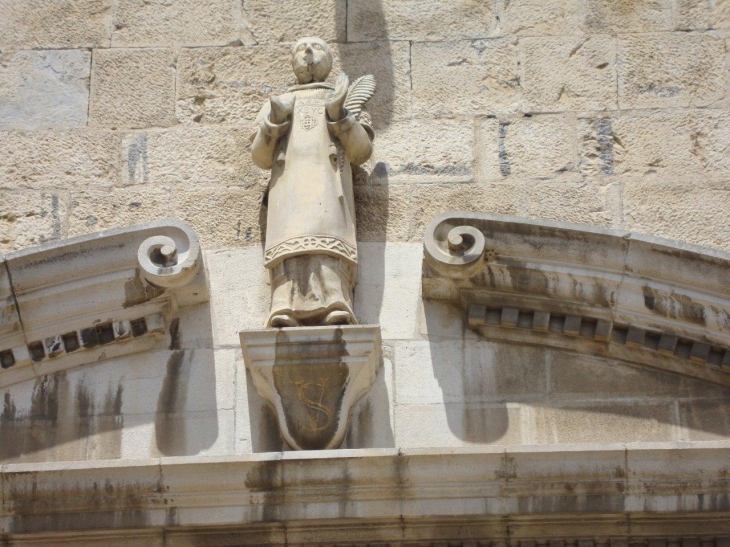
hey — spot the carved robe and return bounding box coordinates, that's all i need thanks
[251,82,374,326]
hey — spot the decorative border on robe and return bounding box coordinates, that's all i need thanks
[265,235,358,266]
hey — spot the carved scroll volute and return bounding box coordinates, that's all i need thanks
[424,215,487,279]
[137,225,202,288]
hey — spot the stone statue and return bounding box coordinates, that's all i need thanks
[251,37,375,328]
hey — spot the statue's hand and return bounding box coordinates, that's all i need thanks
[269,95,295,125]
[326,73,349,121]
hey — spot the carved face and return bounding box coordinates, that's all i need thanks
[291,37,333,84]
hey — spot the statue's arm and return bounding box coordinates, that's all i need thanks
[250,99,291,170]
[327,111,374,166]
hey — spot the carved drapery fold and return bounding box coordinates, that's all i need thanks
[423,212,730,387]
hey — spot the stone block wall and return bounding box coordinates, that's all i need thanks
[1,0,730,462]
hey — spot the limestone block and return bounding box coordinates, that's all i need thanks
[370,119,474,184]
[354,243,422,340]
[90,49,176,129]
[244,0,345,44]
[354,184,411,242]
[0,130,122,190]
[67,186,173,238]
[622,180,730,252]
[412,39,519,118]
[477,115,578,181]
[173,187,265,249]
[112,0,244,47]
[394,340,464,404]
[395,403,524,448]
[677,0,730,30]
[0,0,112,49]
[582,0,674,33]
[499,0,582,36]
[680,400,730,441]
[122,126,266,187]
[533,402,677,444]
[348,0,499,41]
[0,192,66,253]
[579,111,730,179]
[0,50,90,130]
[520,36,617,113]
[526,181,620,228]
[618,34,726,109]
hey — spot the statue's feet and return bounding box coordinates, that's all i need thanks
[324,310,354,326]
[270,314,299,328]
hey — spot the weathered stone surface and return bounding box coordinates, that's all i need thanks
[122,126,266,188]
[0,50,90,130]
[477,115,578,181]
[0,0,112,49]
[582,0,674,33]
[533,402,677,444]
[112,0,244,47]
[244,0,345,44]
[526,181,620,228]
[412,39,519,118]
[622,179,730,252]
[370,119,474,184]
[89,49,176,129]
[0,130,121,190]
[500,0,581,36]
[354,184,411,242]
[618,34,727,109]
[173,187,265,249]
[579,111,730,179]
[521,36,617,113]
[67,186,172,238]
[348,0,500,41]
[681,400,730,441]
[0,192,66,253]
[677,0,730,30]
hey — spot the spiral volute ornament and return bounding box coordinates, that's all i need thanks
[424,216,487,279]
[138,229,201,288]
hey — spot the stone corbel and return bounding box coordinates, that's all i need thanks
[423,212,730,387]
[0,220,208,388]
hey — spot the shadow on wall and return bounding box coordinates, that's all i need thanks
[423,301,730,446]
[0,303,219,463]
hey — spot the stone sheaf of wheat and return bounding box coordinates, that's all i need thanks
[344,75,376,120]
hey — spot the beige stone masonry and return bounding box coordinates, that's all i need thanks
[0,193,68,253]
[677,0,730,30]
[243,0,346,45]
[90,48,176,129]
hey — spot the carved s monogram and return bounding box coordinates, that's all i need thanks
[293,378,332,433]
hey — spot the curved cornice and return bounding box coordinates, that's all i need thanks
[0,220,208,389]
[424,212,730,386]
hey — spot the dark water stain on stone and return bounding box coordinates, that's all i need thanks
[103,382,124,416]
[642,286,706,326]
[155,350,190,456]
[595,118,614,175]
[258,404,285,452]
[123,271,165,308]
[498,123,511,177]
[3,392,17,421]
[169,317,181,350]
[244,460,282,522]
[345,398,373,448]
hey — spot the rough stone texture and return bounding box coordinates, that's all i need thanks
[622,179,730,251]
[618,33,727,109]
[348,0,500,41]
[0,192,67,253]
[0,50,91,130]
[579,111,730,181]
[112,0,244,47]
[66,186,173,237]
[89,49,176,129]
[499,0,582,36]
[243,0,346,44]
[521,36,617,113]
[0,130,122,190]
[677,0,730,30]
[0,0,112,50]
[582,0,674,33]
[370,119,474,184]
[354,184,412,242]
[526,181,620,228]
[122,126,267,188]
[478,115,579,181]
[412,39,519,118]
[680,400,730,441]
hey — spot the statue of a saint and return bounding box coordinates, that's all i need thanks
[251,37,375,328]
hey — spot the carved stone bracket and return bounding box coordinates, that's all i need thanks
[0,220,208,388]
[240,325,381,450]
[424,212,730,387]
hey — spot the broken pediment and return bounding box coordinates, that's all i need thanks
[0,220,208,389]
[423,212,730,387]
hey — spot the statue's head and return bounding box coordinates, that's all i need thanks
[291,37,333,84]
